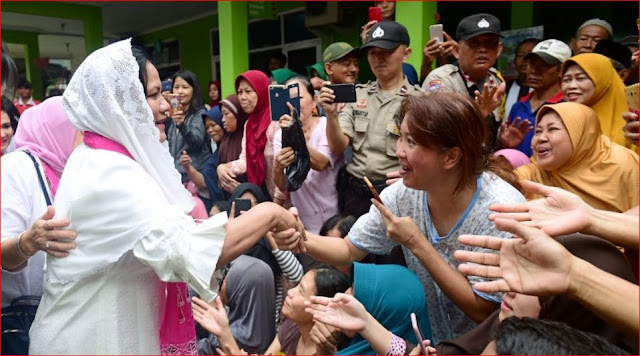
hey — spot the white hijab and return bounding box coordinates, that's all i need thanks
[62,38,193,212]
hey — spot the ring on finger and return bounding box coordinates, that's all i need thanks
[45,241,51,250]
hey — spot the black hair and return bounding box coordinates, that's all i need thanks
[172,69,205,116]
[312,263,350,298]
[319,215,356,238]
[2,95,20,132]
[515,38,541,54]
[131,46,151,96]
[2,42,18,98]
[45,88,64,100]
[270,52,287,67]
[17,80,32,89]
[493,317,629,355]
[285,76,315,99]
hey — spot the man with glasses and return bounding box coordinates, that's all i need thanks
[422,13,506,150]
[570,18,613,55]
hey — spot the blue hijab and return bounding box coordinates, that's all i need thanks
[201,106,226,201]
[338,263,433,355]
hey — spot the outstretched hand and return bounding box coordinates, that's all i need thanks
[305,293,369,334]
[192,296,231,337]
[474,82,506,119]
[455,218,574,296]
[498,117,532,148]
[489,180,592,237]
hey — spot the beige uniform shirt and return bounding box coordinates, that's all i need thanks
[422,64,505,148]
[339,77,424,181]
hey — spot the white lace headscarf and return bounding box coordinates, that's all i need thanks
[63,38,194,212]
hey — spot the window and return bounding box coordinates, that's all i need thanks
[210,8,321,81]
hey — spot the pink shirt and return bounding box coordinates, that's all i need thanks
[273,117,344,234]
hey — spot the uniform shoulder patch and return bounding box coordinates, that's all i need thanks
[427,79,443,92]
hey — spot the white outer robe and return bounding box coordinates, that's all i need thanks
[29,146,226,355]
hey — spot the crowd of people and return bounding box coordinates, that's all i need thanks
[1,2,638,355]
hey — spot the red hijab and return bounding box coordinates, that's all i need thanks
[208,80,221,108]
[235,70,270,186]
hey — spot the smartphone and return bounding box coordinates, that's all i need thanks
[363,176,383,204]
[625,83,638,111]
[411,313,428,355]
[327,83,357,103]
[368,7,382,23]
[429,24,444,43]
[234,198,252,217]
[269,83,301,121]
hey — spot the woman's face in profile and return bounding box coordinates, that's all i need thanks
[144,62,170,142]
[531,112,574,171]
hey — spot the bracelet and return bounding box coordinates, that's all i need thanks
[15,231,33,259]
[386,333,407,355]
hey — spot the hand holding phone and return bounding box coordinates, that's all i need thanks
[429,24,444,44]
[411,313,428,355]
[364,176,383,204]
[169,94,181,113]
[625,83,638,112]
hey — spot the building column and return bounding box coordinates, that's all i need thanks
[395,1,438,76]
[511,2,534,29]
[218,2,249,97]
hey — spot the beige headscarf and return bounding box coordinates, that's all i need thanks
[517,102,638,212]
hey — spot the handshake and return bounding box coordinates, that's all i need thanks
[273,207,308,253]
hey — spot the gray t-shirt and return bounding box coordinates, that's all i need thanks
[348,172,525,343]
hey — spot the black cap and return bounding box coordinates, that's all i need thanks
[456,13,502,41]
[362,21,410,50]
[594,40,632,69]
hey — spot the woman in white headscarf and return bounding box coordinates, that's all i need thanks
[28,39,303,355]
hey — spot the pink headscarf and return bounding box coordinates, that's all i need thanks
[494,148,531,169]
[13,96,76,178]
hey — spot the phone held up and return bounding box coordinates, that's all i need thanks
[269,83,301,121]
[429,24,444,44]
[368,6,382,23]
[326,83,357,103]
[234,198,252,217]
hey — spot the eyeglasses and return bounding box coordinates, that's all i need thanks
[217,264,231,291]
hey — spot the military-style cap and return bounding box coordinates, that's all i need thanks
[323,42,360,63]
[456,13,502,41]
[361,21,410,50]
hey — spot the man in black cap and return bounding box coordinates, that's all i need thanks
[422,13,506,151]
[319,20,422,219]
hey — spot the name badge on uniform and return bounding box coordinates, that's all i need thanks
[353,109,368,117]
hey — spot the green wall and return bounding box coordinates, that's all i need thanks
[142,14,218,105]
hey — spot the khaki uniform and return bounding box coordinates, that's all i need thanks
[422,64,505,149]
[339,77,424,182]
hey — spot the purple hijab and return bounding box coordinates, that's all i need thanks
[13,96,76,178]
